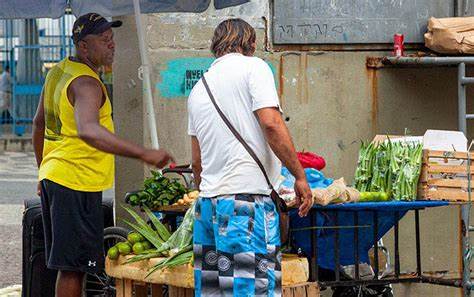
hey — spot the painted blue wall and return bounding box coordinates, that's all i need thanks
[156,57,277,99]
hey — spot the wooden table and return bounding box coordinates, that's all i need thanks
[106,254,319,297]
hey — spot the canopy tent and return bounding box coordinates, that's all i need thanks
[0,0,249,148]
[0,0,249,18]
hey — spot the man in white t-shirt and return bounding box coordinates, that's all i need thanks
[188,19,312,297]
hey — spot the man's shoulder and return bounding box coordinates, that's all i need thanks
[248,56,271,71]
[188,79,205,100]
[68,76,102,99]
[44,58,69,81]
[228,56,271,78]
[225,55,264,66]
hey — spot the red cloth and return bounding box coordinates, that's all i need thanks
[297,152,326,170]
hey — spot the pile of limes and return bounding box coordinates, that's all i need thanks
[107,232,153,260]
[359,191,390,202]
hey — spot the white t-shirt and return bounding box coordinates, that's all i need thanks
[187,53,282,197]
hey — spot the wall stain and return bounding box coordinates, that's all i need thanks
[296,53,310,105]
[337,140,346,151]
[367,68,378,135]
[278,52,302,109]
[278,52,325,109]
[302,53,309,105]
[279,54,285,107]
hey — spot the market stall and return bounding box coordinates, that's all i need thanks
[106,254,317,297]
[291,201,449,286]
[106,168,319,296]
[105,129,474,296]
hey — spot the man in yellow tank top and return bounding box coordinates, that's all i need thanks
[31,13,173,297]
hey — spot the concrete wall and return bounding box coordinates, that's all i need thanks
[113,15,146,224]
[113,1,474,295]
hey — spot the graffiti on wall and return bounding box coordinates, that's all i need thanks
[156,57,277,99]
[184,69,205,95]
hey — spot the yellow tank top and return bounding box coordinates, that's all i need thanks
[39,57,115,192]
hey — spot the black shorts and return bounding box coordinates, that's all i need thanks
[40,179,104,274]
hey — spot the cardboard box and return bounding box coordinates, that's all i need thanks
[425,16,474,55]
[372,130,467,152]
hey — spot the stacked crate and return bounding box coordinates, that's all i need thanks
[418,150,474,202]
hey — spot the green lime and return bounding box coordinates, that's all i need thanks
[127,232,145,244]
[132,242,146,254]
[141,241,152,250]
[117,242,132,255]
[379,192,389,201]
[107,246,119,260]
[360,192,369,201]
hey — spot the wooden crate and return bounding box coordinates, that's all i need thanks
[115,281,192,297]
[419,150,474,202]
[282,282,320,297]
[116,280,319,297]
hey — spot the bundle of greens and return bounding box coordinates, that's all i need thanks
[121,204,172,250]
[121,203,195,277]
[354,139,423,201]
[126,170,187,208]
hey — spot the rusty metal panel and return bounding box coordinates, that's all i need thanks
[273,0,455,44]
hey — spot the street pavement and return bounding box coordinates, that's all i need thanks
[0,151,114,289]
[0,151,36,288]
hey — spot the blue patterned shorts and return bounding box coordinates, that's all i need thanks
[193,194,282,297]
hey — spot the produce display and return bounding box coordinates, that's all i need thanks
[126,170,188,208]
[358,191,390,202]
[354,140,423,201]
[279,167,333,204]
[172,190,199,206]
[312,178,360,206]
[107,232,154,261]
[108,204,195,277]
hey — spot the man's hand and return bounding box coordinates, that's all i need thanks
[37,182,42,197]
[140,149,174,168]
[294,178,313,217]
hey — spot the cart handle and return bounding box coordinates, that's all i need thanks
[162,165,193,175]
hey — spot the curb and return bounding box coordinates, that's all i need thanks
[0,135,33,152]
[0,285,21,297]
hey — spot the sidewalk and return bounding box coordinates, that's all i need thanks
[0,285,21,297]
[0,152,36,290]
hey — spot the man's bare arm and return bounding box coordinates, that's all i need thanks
[71,76,172,167]
[191,136,202,190]
[32,89,45,168]
[32,89,45,196]
[255,107,313,217]
[256,108,304,179]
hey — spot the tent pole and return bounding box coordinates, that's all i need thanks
[132,0,160,149]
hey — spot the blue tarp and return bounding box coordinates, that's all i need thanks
[0,0,250,19]
[290,201,449,270]
[0,0,67,19]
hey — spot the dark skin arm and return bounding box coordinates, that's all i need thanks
[255,107,313,217]
[32,89,45,195]
[32,89,45,167]
[70,76,173,166]
[191,136,202,190]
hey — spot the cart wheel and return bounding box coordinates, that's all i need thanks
[84,226,130,297]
